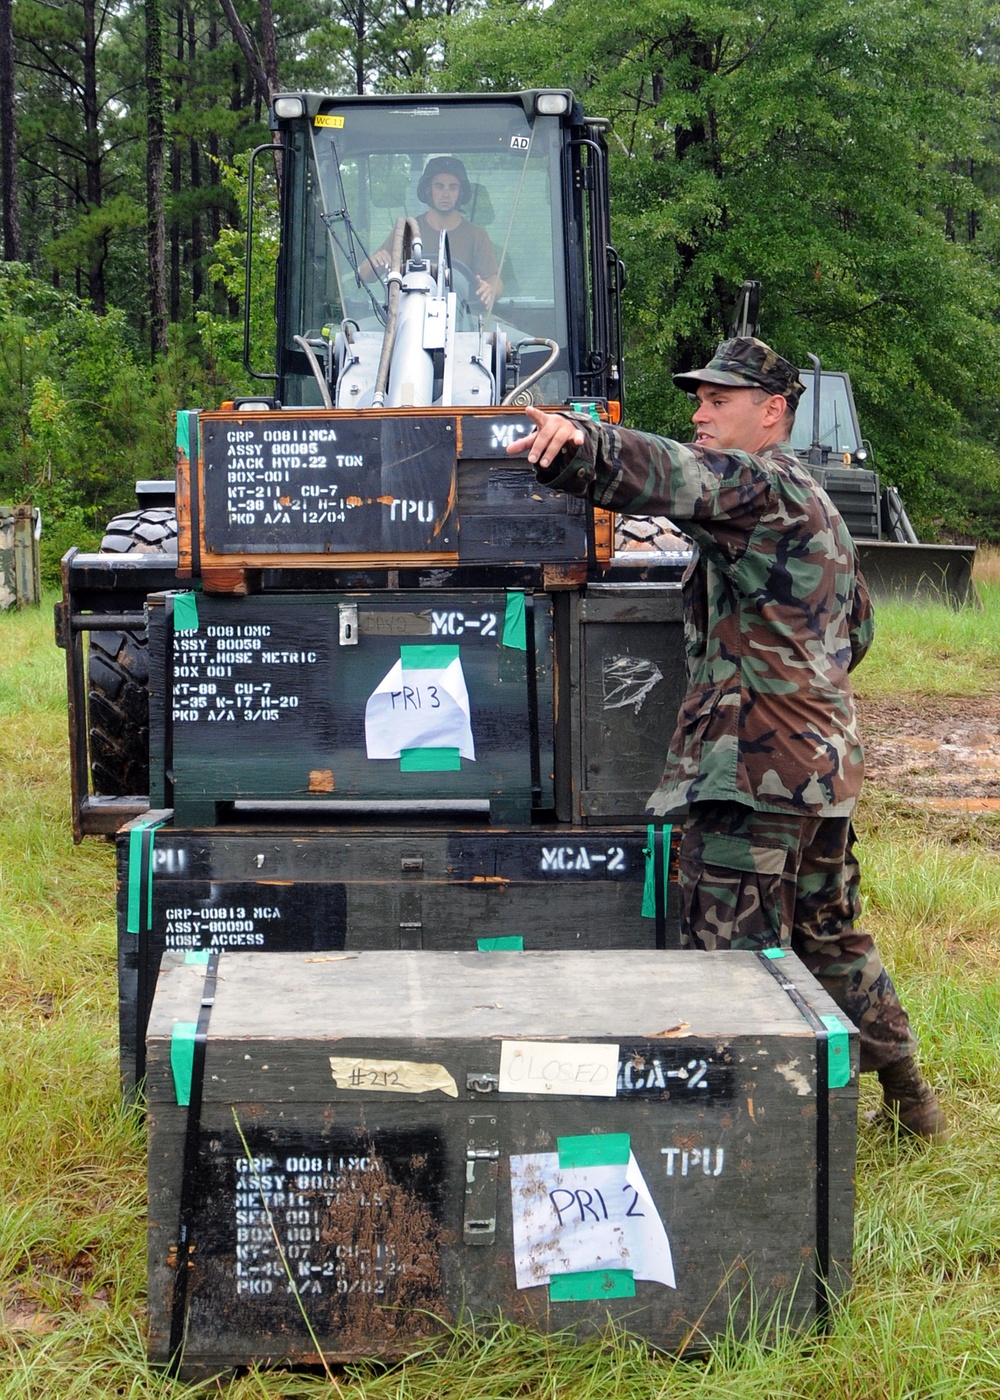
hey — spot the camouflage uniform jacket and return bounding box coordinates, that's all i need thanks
[540,417,874,817]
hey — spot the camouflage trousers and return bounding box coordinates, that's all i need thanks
[678,802,917,1073]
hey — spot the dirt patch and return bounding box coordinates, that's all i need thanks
[858,694,1000,810]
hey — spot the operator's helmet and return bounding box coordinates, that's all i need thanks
[417,156,473,208]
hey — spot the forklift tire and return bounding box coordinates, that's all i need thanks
[87,508,178,796]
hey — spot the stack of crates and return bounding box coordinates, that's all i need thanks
[133,404,857,1375]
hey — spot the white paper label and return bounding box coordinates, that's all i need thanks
[510,1150,675,1290]
[498,1040,619,1097]
[328,1056,458,1097]
[364,653,474,760]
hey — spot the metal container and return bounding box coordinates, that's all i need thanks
[146,948,857,1377]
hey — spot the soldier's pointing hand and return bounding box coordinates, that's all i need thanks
[507,407,586,470]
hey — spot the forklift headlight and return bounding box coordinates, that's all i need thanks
[273,96,305,120]
[535,93,570,116]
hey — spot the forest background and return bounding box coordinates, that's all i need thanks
[0,0,999,579]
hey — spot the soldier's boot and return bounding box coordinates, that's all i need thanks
[877,1058,951,1144]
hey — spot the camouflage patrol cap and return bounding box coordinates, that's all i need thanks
[673,336,806,409]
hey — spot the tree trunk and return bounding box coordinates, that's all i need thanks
[169,4,183,321]
[258,0,279,100]
[81,0,105,311]
[0,0,22,261]
[145,0,168,356]
[217,0,271,107]
[187,5,203,308]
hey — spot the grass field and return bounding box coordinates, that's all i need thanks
[1,563,999,1398]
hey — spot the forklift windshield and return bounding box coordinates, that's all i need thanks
[284,98,571,402]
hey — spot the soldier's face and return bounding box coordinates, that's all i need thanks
[691,385,784,453]
[429,174,462,212]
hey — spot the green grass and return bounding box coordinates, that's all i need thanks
[1,591,999,1396]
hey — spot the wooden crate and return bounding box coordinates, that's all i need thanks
[117,818,679,1093]
[144,583,688,829]
[177,406,613,587]
[570,583,687,821]
[146,949,857,1376]
[146,589,556,827]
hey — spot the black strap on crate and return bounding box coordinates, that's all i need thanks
[754,949,833,1329]
[166,950,221,1374]
[523,593,542,807]
[162,593,176,811]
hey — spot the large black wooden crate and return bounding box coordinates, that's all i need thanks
[147,589,554,826]
[118,817,679,1093]
[146,949,857,1376]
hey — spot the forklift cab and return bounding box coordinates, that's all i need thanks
[254,91,623,411]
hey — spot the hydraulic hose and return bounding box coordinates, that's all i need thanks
[501,339,561,406]
[371,217,423,409]
[292,335,334,409]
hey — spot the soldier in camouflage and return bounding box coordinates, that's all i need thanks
[508,336,948,1143]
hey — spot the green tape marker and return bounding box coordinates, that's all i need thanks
[400,747,461,772]
[569,402,601,423]
[477,936,524,952]
[550,1269,635,1302]
[762,947,787,959]
[502,592,526,650]
[557,1133,630,1169]
[170,1023,198,1106]
[820,1014,851,1087]
[175,411,190,456]
[126,815,165,934]
[173,592,199,632]
[399,644,459,670]
[641,824,672,917]
[184,950,211,965]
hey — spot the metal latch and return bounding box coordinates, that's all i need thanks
[338,602,358,646]
[399,889,422,949]
[464,1116,499,1246]
[466,1071,499,1094]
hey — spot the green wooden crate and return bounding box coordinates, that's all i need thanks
[117,818,680,1095]
[146,948,857,1377]
[147,589,554,825]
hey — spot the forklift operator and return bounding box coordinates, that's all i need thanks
[506,335,949,1145]
[360,156,503,312]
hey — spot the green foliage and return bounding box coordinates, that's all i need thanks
[3,0,1000,537]
[438,0,1000,538]
[0,264,197,566]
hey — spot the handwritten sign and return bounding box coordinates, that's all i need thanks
[510,1147,675,1290]
[364,646,474,763]
[498,1040,619,1097]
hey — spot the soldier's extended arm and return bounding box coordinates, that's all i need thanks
[507,406,763,526]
